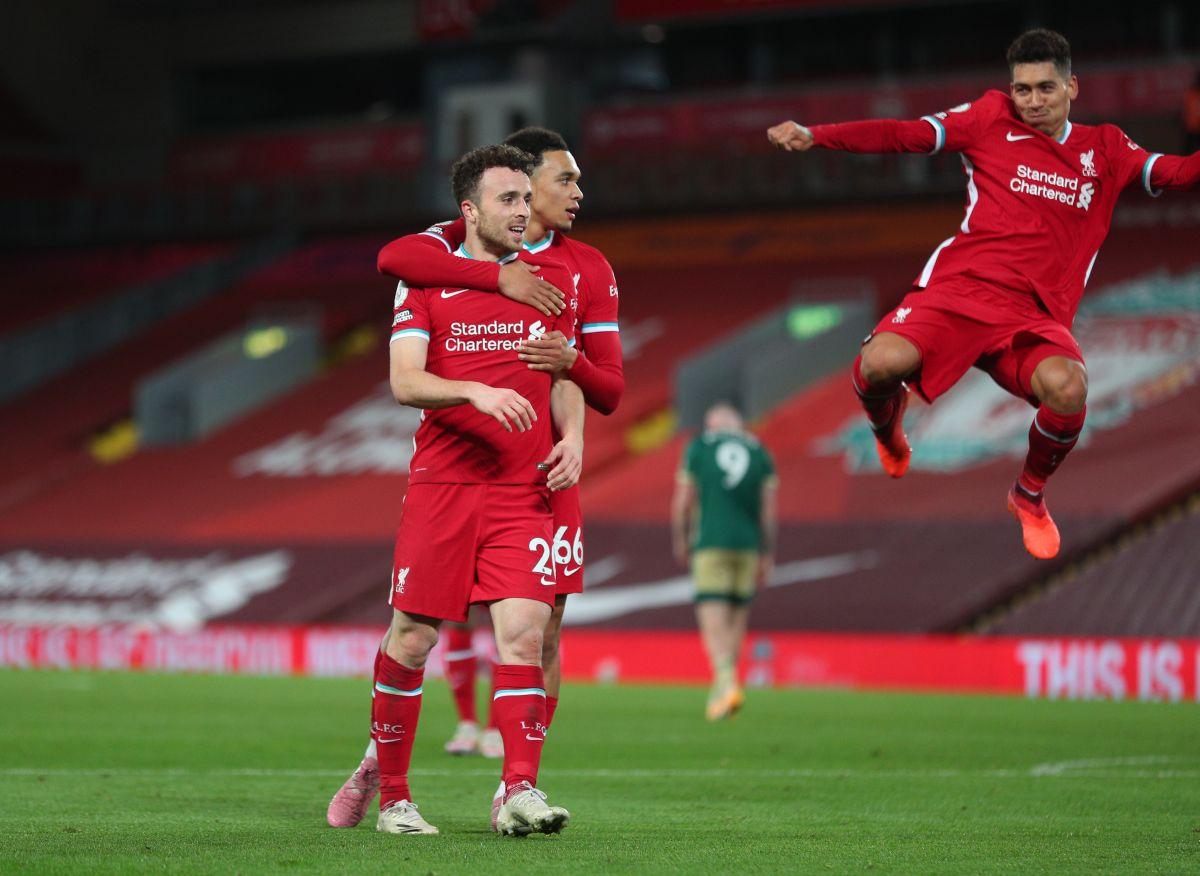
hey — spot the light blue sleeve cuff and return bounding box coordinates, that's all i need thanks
[921,116,946,154]
[1142,153,1163,197]
[390,328,430,343]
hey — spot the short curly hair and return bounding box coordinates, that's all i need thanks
[451,144,535,207]
[1006,28,1072,80]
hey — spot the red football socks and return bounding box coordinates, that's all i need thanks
[852,355,902,430]
[372,652,424,809]
[1019,406,1085,497]
[442,626,477,724]
[492,664,547,791]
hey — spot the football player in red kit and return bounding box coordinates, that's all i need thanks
[327,132,621,833]
[769,28,1200,559]
[350,145,583,837]
[326,127,621,794]
[378,128,622,743]
[380,127,622,829]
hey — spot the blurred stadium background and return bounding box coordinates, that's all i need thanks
[2,0,1200,705]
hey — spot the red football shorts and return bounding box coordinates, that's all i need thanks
[868,277,1084,405]
[389,483,557,622]
[549,486,584,596]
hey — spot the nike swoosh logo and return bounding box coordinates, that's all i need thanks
[525,734,544,743]
[540,577,556,587]
[377,737,404,743]
[441,289,469,298]
[1006,132,1034,141]
[562,566,581,577]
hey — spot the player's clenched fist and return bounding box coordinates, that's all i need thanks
[468,384,537,433]
[767,121,814,152]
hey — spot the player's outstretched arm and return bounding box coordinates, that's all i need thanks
[1149,150,1200,191]
[767,121,814,151]
[543,376,584,491]
[769,117,937,155]
[390,336,536,432]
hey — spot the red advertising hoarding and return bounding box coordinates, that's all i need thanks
[2,625,1196,703]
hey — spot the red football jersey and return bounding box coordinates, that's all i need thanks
[391,247,575,486]
[390,220,624,543]
[813,90,1167,328]
[416,219,621,365]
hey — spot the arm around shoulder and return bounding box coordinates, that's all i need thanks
[378,232,502,292]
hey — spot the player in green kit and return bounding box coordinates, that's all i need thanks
[671,402,778,720]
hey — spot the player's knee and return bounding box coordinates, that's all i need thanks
[388,622,438,668]
[859,340,917,386]
[503,627,543,665]
[1037,363,1088,413]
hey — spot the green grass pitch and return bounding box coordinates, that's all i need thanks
[1,669,1197,873]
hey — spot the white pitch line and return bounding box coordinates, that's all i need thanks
[1027,755,1176,776]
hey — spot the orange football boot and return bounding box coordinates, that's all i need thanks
[1007,484,1061,559]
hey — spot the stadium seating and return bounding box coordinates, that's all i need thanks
[0,242,233,335]
[986,495,1200,638]
[573,218,1200,633]
[0,235,389,517]
[2,208,1199,638]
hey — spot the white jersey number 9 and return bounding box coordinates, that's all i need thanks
[715,441,751,489]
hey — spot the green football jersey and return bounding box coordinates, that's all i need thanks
[680,430,777,552]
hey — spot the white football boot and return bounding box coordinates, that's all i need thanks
[376,800,439,835]
[495,781,569,836]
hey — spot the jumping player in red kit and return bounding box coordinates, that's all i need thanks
[354,144,584,837]
[769,28,1200,560]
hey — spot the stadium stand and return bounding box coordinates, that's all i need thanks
[0,235,387,515]
[0,242,233,335]
[572,214,1200,633]
[1,206,1198,637]
[0,237,300,408]
[984,493,1200,638]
